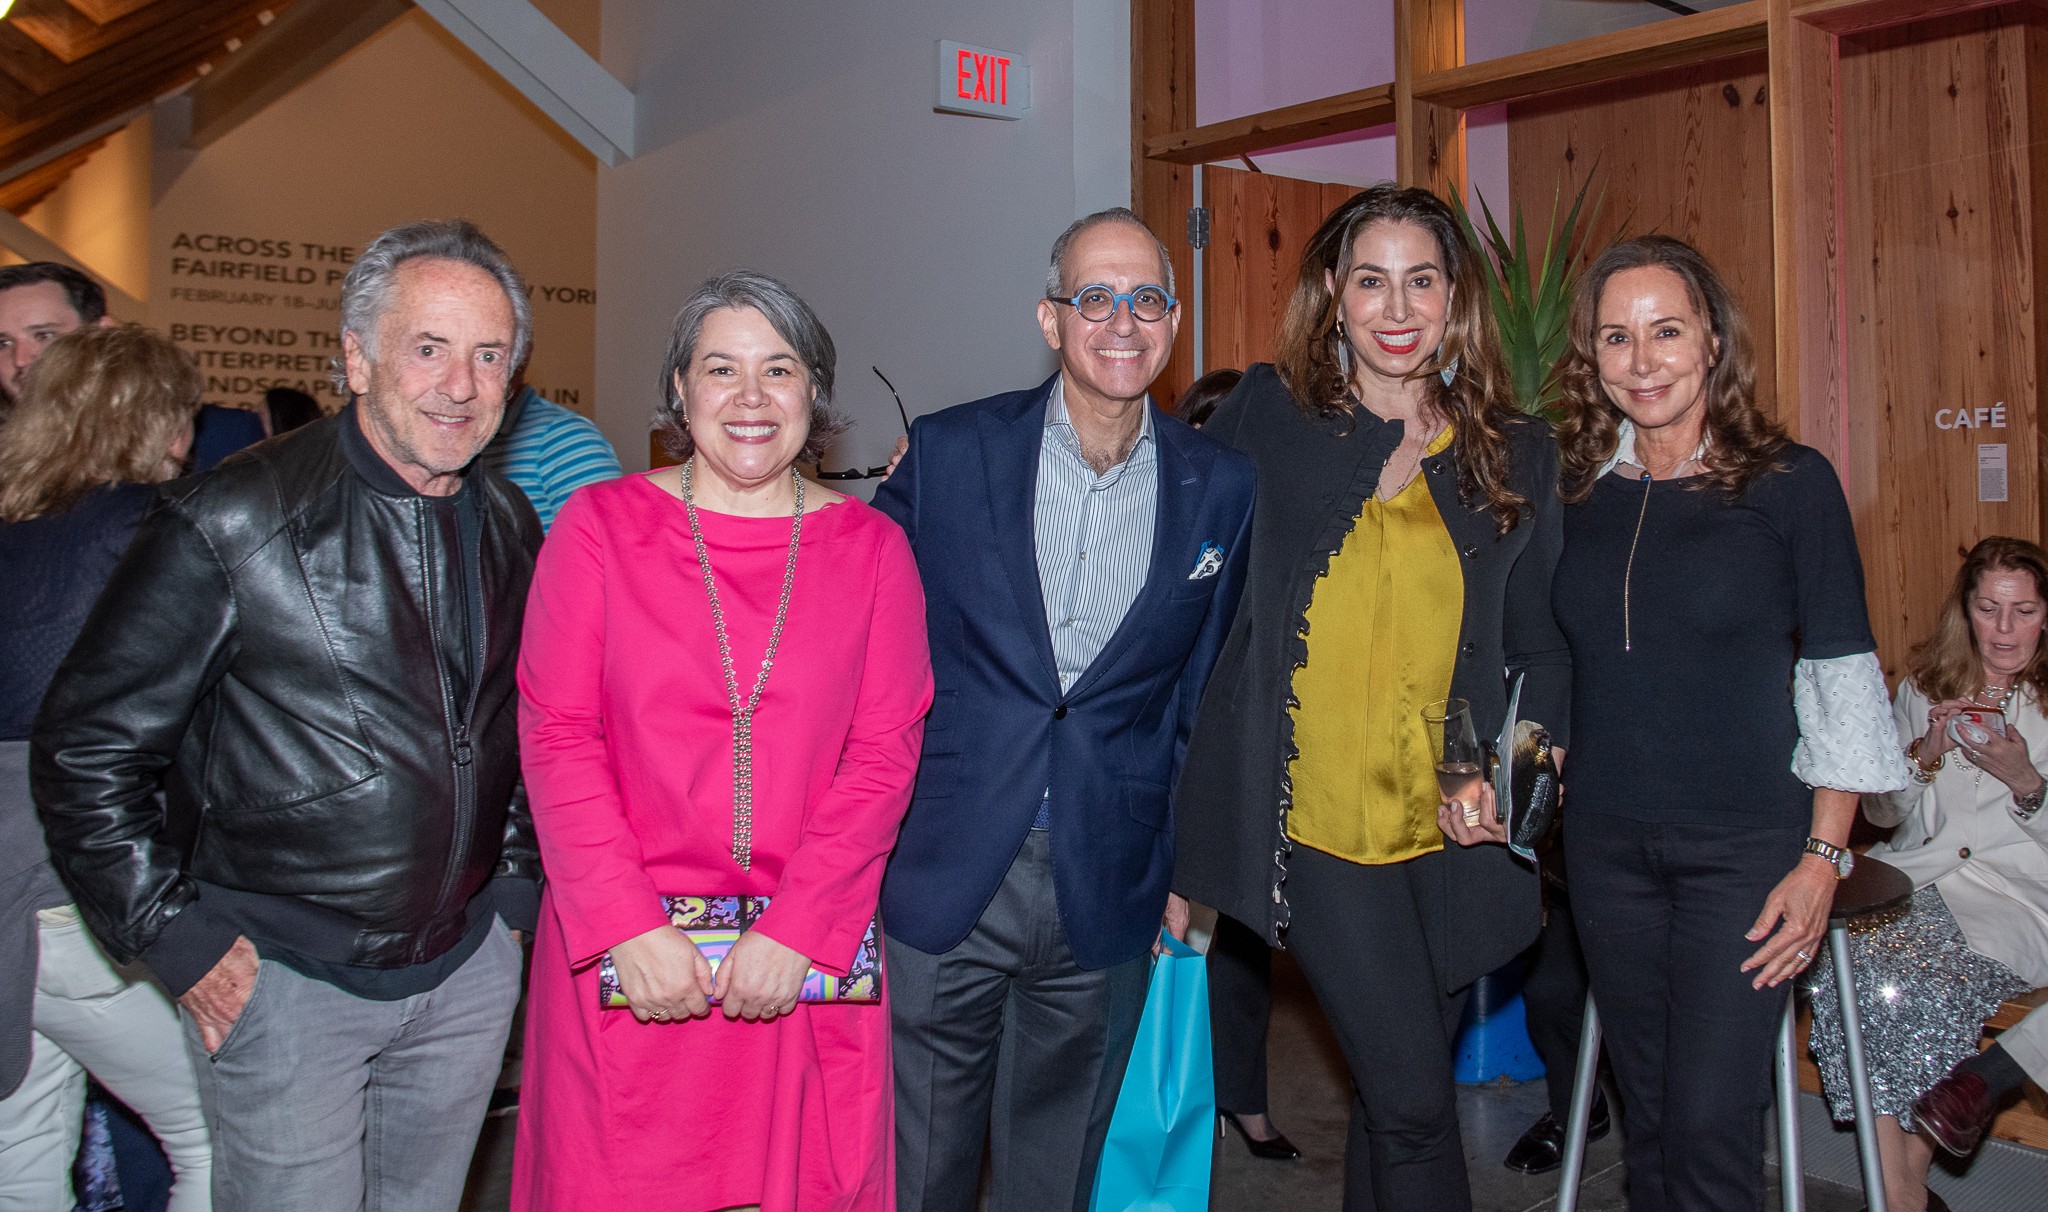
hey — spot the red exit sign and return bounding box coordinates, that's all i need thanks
[935,40,1029,120]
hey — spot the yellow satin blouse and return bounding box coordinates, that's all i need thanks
[1287,427,1463,865]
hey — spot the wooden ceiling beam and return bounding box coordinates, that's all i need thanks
[1410,0,1768,111]
[4,2,279,121]
[188,0,404,149]
[0,0,283,95]
[62,0,164,24]
[1142,84,1394,166]
[0,134,105,213]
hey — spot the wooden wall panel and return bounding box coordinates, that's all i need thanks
[1839,5,2044,671]
[1133,0,1197,411]
[1200,166,1357,378]
[1506,53,1779,418]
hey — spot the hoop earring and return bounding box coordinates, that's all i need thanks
[1335,322,1352,379]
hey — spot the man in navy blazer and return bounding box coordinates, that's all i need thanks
[872,209,1254,1212]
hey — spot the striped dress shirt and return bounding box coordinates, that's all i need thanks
[1034,381,1159,695]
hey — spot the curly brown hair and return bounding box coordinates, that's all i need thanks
[1273,183,1528,534]
[0,324,201,523]
[1907,536,2048,706]
[1553,236,1785,502]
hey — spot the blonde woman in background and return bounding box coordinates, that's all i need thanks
[0,325,212,1211]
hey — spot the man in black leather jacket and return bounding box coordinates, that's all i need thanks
[32,220,543,1212]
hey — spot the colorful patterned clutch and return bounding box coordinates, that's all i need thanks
[596,895,881,1010]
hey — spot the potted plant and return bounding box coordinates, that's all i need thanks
[1453,173,1605,420]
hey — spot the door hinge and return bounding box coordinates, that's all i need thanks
[1187,206,1210,251]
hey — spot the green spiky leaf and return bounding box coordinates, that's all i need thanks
[1451,169,1604,420]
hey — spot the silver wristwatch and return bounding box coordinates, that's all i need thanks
[1803,836,1855,879]
[2015,786,2045,822]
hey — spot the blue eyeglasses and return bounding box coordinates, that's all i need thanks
[1047,284,1176,323]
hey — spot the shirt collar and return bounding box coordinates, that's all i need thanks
[1045,378,1155,447]
[1598,418,1708,479]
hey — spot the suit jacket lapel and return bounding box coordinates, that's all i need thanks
[1065,407,1206,701]
[980,377,1060,688]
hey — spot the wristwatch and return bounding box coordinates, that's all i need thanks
[1803,836,1855,879]
[2015,786,2045,822]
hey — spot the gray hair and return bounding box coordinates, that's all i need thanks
[1044,207,1176,299]
[334,220,532,390]
[654,269,847,464]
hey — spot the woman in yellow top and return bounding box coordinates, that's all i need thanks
[1175,183,1569,1211]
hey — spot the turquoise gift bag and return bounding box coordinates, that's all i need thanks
[1088,934,1215,1212]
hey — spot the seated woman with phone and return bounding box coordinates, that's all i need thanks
[1807,536,2048,1212]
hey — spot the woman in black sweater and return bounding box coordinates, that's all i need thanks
[1550,236,1907,1211]
[1174,183,1568,1211]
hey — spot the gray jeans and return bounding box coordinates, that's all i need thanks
[183,920,522,1212]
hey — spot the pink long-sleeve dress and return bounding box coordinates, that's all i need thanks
[510,474,931,1212]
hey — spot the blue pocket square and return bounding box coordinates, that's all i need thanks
[1188,542,1224,580]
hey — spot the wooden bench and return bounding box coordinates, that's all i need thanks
[1796,989,2048,1151]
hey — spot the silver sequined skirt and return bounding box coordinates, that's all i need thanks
[1805,885,2032,1126]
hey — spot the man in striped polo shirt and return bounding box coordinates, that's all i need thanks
[482,374,621,530]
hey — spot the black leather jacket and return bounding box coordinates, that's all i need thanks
[31,408,542,995]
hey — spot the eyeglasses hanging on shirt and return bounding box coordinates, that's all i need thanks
[814,366,914,481]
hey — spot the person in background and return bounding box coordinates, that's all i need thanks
[33,220,543,1212]
[189,406,267,472]
[0,262,110,415]
[483,370,622,531]
[875,209,1254,1212]
[0,325,211,1211]
[1550,235,1908,1212]
[262,387,322,435]
[1174,183,1568,1212]
[1805,536,2048,1212]
[512,270,930,1211]
[1173,365,1305,1163]
[1173,367,1240,430]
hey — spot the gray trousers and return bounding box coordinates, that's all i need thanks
[183,920,522,1212]
[888,830,1151,1212]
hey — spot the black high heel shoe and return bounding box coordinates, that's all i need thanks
[1218,1111,1302,1160]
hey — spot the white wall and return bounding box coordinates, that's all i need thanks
[594,0,1129,475]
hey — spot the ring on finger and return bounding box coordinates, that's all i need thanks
[1795,950,1812,962]
[1461,802,1482,826]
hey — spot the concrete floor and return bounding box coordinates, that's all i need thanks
[459,950,1868,1211]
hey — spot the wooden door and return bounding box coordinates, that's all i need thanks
[1198,166,1360,388]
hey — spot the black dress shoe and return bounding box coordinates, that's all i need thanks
[1218,1112,1302,1160]
[1503,1097,1610,1176]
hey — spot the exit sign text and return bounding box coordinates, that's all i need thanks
[936,40,1029,120]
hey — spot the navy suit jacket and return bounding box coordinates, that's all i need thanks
[872,375,1255,970]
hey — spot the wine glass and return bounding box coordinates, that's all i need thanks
[1422,698,1482,820]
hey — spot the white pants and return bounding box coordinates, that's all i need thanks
[0,907,212,1211]
[2003,999,2048,1087]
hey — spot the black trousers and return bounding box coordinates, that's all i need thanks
[1207,911,1276,1117]
[1566,815,1804,1212]
[888,830,1151,1212]
[1522,880,1592,1124]
[1286,845,1471,1212]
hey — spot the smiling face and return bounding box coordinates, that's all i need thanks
[1327,220,1452,394]
[0,280,97,401]
[674,305,816,497]
[1037,220,1179,413]
[1593,265,1720,442]
[1971,567,2047,684]
[343,257,515,496]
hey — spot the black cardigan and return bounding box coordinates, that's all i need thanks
[1171,363,1570,993]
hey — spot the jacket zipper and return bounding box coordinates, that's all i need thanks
[422,498,485,959]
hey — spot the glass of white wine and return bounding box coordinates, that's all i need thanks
[1422,697,1482,820]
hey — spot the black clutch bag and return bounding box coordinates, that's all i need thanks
[1492,673,1560,862]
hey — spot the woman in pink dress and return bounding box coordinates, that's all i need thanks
[511,270,932,1212]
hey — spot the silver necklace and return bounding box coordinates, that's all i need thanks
[1621,470,1652,652]
[679,458,804,871]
